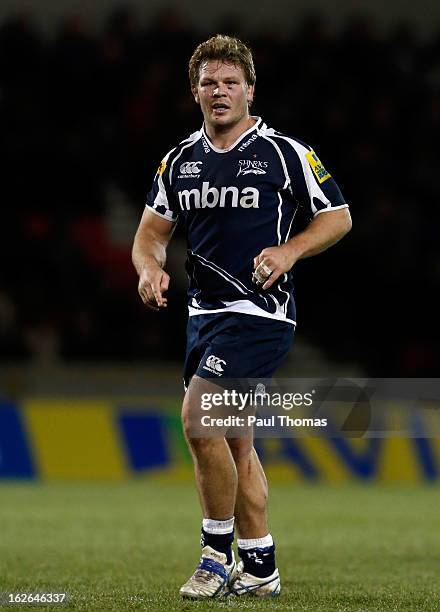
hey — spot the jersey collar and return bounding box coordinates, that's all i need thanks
[201,116,263,153]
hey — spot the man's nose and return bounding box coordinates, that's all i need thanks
[213,86,226,96]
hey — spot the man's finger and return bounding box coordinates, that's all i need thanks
[262,269,282,290]
[258,260,273,277]
[254,253,264,269]
[142,291,159,311]
[144,295,160,311]
[142,284,155,303]
[138,283,159,310]
[151,286,162,306]
[160,273,170,293]
[139,288,148,304]
[140,276,168,309]
[253,260,273,284]
[152,276,167,307]
[252,267,271,286]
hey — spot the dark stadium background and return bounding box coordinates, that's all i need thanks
[0,1,439,377]
[0,3,440,376]
[1,3,440,610]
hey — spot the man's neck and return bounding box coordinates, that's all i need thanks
[205,116,256,150]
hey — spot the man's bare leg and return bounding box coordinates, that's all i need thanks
[181,378,237,518]
[225,436,279,594]
[182,378,268,529]
[180,378,279,597]
[227,439,269,538]
[187,436,238,518]
[179,377,238,599]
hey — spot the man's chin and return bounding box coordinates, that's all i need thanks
[207,113,237,129]
[212,113,231,123]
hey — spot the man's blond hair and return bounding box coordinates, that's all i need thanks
[188,34,256,87]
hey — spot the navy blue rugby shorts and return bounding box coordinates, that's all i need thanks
[183,312,294,389]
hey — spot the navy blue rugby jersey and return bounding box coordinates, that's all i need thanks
[145,117,348,326]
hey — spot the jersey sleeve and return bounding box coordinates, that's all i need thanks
[145,150,179,222]
[276,135,348,217]
[298,147,348,217]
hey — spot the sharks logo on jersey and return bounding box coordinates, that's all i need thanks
[237,159,268,177]
[145,117,348,325]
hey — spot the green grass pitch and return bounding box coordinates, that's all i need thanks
[0,481,439,611]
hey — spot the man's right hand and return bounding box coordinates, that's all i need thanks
[138,264,170,311]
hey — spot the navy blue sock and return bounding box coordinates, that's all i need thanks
[238,544,276,578]
[201,528,234,564]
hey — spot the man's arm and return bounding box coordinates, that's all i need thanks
[132,209,175,310]
[253,207,352,290]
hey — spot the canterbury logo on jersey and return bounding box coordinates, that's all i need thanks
[178,182,259,210]
[178,161,203,177]
[203,355,226,375]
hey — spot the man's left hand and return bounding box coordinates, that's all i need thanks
[253,244,296,290]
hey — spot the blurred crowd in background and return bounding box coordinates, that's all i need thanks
[0,7,439,375]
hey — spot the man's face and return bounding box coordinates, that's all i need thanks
[192,60,254,130]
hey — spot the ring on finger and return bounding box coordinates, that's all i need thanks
[253,271,265,285]
[259,262,273,276]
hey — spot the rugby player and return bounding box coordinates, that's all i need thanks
[132,34,352,598]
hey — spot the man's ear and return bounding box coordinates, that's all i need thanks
[247,84,255,107]
[192,85,200,104]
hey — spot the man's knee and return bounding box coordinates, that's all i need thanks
[182,393,219,455]
[181,393,192,438]
[227,437,253,463]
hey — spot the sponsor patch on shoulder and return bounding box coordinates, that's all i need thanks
[306,150,331,183]
[157,159,167,176]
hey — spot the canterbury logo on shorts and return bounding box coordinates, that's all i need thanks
[203,355,226,376]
